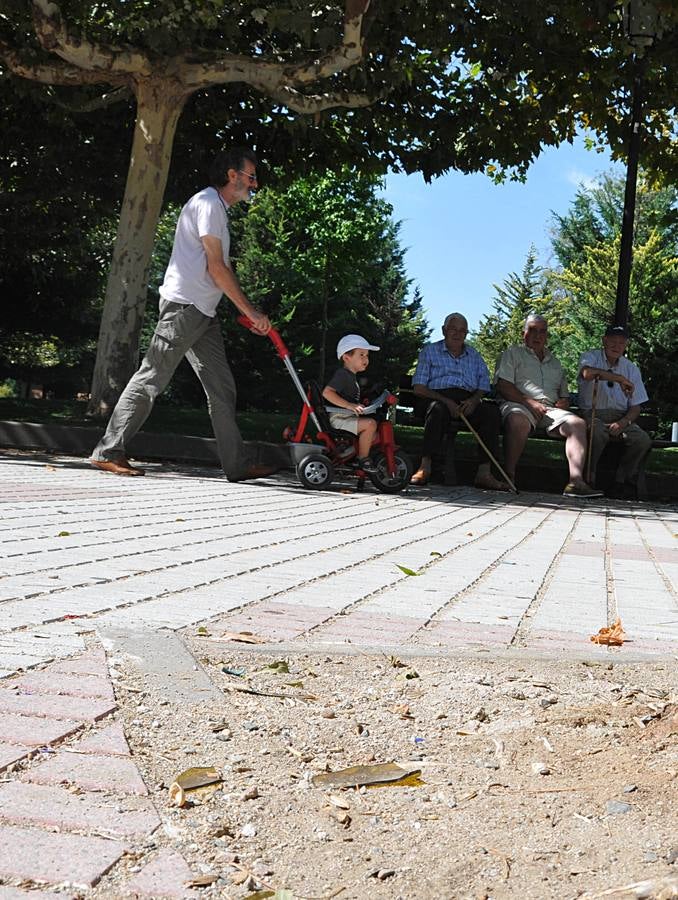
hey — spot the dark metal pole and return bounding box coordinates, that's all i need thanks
[614,61,645,328]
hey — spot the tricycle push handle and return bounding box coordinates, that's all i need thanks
[237,314,289,360]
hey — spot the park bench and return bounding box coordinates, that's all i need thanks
[396,374,668,498]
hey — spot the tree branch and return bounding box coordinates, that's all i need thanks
[258,83,381,114]
[183,0,370,92]
[31,0,153,76]
[0,40,127,86]
[47,84,132,112]
[282,0,370,86]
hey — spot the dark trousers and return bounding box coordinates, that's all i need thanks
[422,388,501,466]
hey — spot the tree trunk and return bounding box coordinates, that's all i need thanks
[87,77,188,416]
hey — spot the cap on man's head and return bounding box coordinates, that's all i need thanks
[604,324,630,338]
[336,334,380,359]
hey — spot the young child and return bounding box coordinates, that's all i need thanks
[323,334,380,473]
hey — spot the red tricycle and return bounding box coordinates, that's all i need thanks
[238,317,413,493]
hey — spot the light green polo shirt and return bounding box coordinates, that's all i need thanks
[495,344,569,406]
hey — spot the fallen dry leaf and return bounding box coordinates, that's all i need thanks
[590,617,626,646]
[313,762,422,789]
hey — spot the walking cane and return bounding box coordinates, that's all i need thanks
[585,377,600,485]
[458,409,518,494]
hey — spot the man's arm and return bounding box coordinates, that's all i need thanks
[579,364,634,396]
[201,235,270,335]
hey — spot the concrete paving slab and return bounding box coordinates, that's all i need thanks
[99,628,223,706]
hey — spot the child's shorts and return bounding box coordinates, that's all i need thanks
[328,411,359,435]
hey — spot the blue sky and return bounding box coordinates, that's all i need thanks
[382,136,625,336]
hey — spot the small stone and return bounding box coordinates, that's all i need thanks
[377,869,396,881]
[667,848,678,865]
[531,762,550,776]
[606,800,632,815]
[483,761,500,770]
[643,852,658,863]
[240,823,257,837]
[322,710,336,719]
[539,697,558,709]
[241,786,260,801]
[509,690,526,701]
[471,706,488,722]
[623,784,637,793]
[242,721,259,732]
[216,731,233,742]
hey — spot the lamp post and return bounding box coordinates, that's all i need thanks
[614,0,659,329]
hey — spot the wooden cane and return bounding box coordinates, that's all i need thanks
[458,409,518,494]
[585,377,599,485]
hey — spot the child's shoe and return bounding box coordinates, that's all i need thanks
[357,456,377,474]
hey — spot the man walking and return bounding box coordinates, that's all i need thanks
[410,312,509,490]
[578,324,651,498]
[90,147,278,481]
[495,314,601,498]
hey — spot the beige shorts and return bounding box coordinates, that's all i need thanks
[499,401,580,435]
[328,412,358,435]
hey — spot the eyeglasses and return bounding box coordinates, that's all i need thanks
[238,170,257,184]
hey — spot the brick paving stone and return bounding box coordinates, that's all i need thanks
[0,712,81,748]
[0,782,160,838]
[24,750,148,795]
[418,621,516,647]
[49,649,109,676]
[0,691,116,723]
[0,824,125,888]
[311,612,425,645]
[209,601,335,641]
[0,887,74,899]
[0,742,33,772]
[13,672,114,701]
[124,850,198,899]
[72,721,131,756]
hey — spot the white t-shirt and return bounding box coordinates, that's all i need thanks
[159,187,231,317]
[577,349,648,411]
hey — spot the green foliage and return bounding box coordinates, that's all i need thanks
[551,227,677,425]
[2,1,677,182]
[474,246,554,374]
[476,171,677,428]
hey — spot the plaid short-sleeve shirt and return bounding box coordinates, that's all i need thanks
[412,340,491,392]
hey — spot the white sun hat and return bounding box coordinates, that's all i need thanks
[336,334,380,359]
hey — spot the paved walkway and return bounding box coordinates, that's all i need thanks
[0,451,676,895]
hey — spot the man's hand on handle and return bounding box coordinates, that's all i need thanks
[245,310,271,335]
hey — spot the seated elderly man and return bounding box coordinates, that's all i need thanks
[578,324,651,499]
[495,314,602,498]
[410,312,509,490]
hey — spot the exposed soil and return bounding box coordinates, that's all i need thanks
[90,638,678,900]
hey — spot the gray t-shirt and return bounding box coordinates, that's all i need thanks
[326,367,359,404]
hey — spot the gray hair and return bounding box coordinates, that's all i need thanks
[443,312,468,330]
[524,313,548,333]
